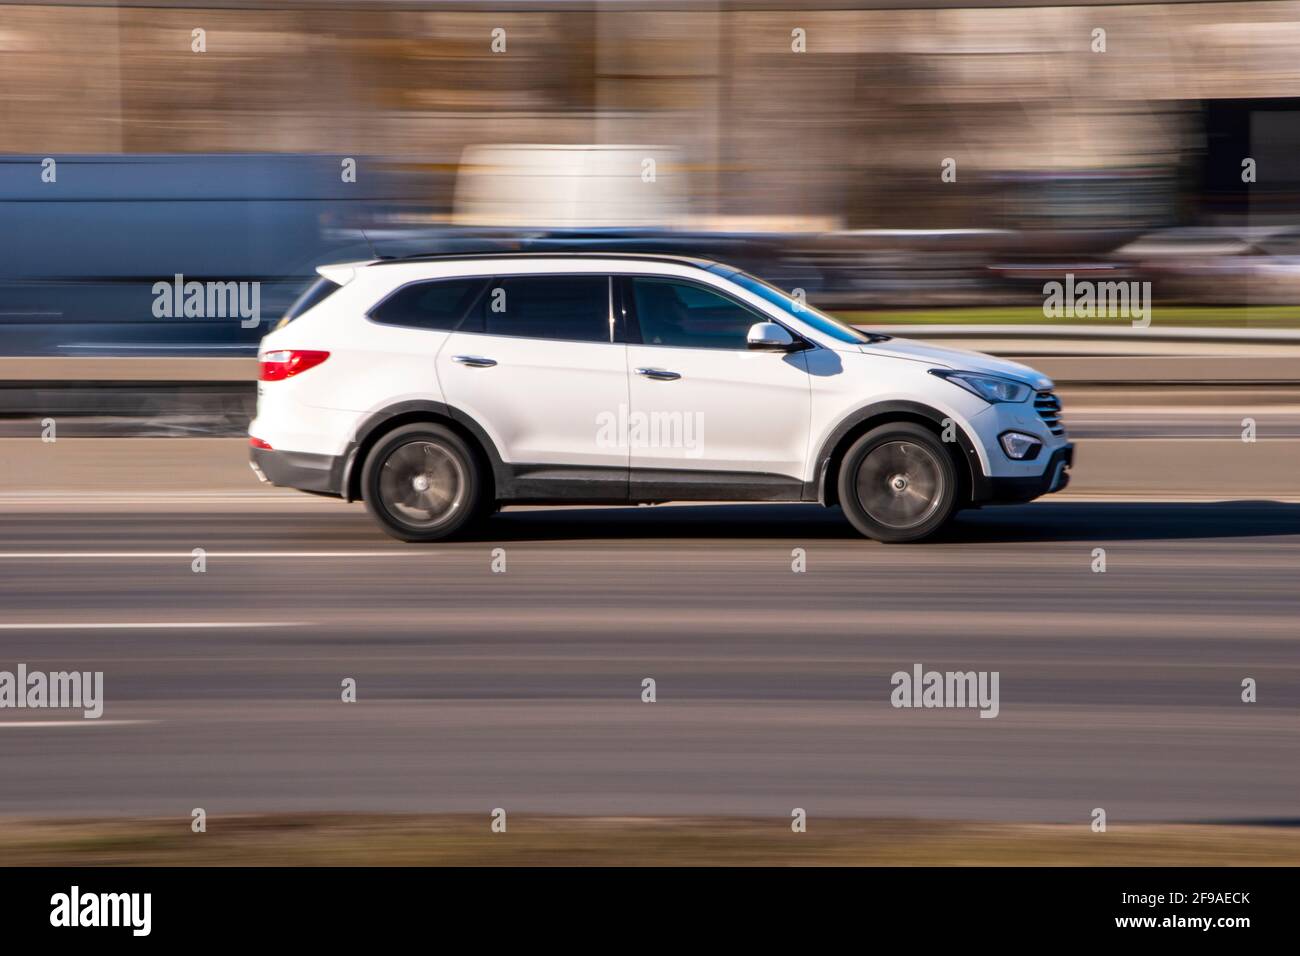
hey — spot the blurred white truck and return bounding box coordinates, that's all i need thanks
[452,144,686,229]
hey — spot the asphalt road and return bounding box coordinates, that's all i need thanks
[1,499,1298,822]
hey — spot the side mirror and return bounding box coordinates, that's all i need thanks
[747,322,797,351]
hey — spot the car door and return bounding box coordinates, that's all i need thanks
[620,274,812,494]
[435,273,629,496]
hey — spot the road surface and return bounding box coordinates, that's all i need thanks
[0,499,1297,822]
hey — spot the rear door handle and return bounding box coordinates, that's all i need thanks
[635,367,681,381]
[452,355,497,368]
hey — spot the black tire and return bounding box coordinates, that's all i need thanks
[361,423,484,542]
[836,422,958,543]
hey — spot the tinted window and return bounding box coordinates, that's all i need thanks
[475,276,610,343]
[370,278,488,331]
[277,277,340,329]
[631,278,763,350]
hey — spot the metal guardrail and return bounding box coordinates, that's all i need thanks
[882,324,1300,342]
[0,327,1295,439]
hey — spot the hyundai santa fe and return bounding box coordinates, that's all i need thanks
[249,253,1073,542]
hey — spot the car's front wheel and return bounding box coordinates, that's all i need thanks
[362,423,484,542]
[837,423,958,542]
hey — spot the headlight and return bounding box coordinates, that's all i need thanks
[999,431,1043,460]
[930,369,1033,404]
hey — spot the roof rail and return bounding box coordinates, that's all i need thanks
[379,250,720,268]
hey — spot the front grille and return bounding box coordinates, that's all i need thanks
[1034,390,1065,436]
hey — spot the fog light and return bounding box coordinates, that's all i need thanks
[999,431,1043,460]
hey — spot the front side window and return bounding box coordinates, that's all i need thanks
[369,278,489,332]
[630,277,764,350]
[477,275,610,343]
[716,269,878,344]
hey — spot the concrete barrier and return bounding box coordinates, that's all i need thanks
[0,357,255,382]
[4,328,1297,386]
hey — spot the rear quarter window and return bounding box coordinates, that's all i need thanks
[368,278,490,332]
[276,277,342,330]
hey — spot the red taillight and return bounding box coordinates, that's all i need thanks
[249,436,273,450]
[259,349,329,381]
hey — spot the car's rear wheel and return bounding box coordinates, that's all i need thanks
[837,423,958,542]
[362,423,483,542]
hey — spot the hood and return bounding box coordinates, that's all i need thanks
[858,336,1054,390]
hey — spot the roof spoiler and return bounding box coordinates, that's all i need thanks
[315,260,374,285]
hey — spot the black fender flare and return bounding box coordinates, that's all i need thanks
[807,400,989,506]
[339,399,507,502]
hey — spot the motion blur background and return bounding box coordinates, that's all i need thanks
[2,1,1299,864]
[4,0,1300,346]
[4,0,1300,430]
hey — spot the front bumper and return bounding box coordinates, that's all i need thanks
[250,446,344,497]
[980,443,1074,504]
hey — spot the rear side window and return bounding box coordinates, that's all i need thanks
[473,276,610,343]
[369,278,490,332]
[277,277,341,329]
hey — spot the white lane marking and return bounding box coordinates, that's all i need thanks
[0,720,157,728]
[0,493,313,503]
[0,552,419,559]
[1057,494,1300,503]
[0,622,304,630]
[0,494,296,502]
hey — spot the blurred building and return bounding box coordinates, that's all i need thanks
[2,0,1299,231]
[2,0,1300,349]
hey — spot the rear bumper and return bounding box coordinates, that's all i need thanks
[979,443,1074,504]
[250,446,344,497]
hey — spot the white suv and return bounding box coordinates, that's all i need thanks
[250,254,1072,542]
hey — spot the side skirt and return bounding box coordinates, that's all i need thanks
[498,464,807,504]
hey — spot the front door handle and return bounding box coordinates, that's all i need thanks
[452,355,497,368]
[635,367,681,381]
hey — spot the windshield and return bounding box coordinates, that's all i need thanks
[713,268,888,344]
